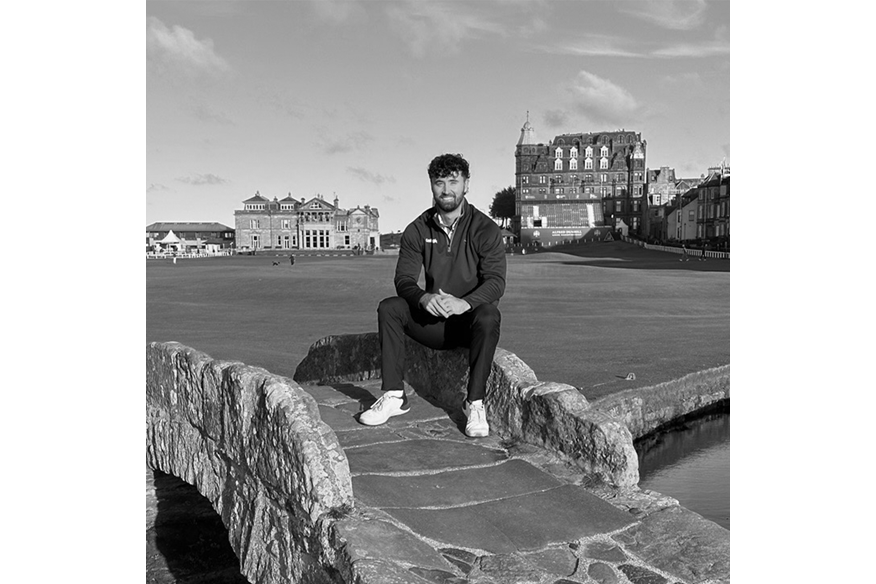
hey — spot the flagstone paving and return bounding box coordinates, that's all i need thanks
[303,379,730,584]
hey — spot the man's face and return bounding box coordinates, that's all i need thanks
[431,171,469,213]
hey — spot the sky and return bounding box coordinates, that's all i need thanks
[146,0,729,233]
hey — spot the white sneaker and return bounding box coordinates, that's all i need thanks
[359,391,409,426]
[463,399,489,437]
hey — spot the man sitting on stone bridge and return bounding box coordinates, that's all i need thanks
[359,153,507,438]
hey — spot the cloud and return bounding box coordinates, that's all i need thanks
[147,183,170,192]
[651,41,729,58]
[537,34,642,58]
[305,0,366,24]
[542,109,570,129]
[347,167,396,186]
[564,70,641,126]
[385,1,508,57]
[147,16,229,76]
[620,0,708,30]
[318,131,375,155]
[191,102,234,125]
[175,173,229,186]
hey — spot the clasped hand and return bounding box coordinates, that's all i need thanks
[421,289,470,318]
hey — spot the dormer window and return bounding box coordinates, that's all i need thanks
[570,147,578,158]
[554,159,562,171]
[600,157,608,169]
[585,146,593,157]
[600,146,609,157]
[570,158,578,170]
[584,158,593,170]
[555,147,563,159]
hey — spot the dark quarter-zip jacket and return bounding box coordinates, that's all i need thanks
[394,200,507,310]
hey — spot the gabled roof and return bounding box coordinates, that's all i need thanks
[300,197,337,210]
[243,192,269,203]
[347,206,379,217]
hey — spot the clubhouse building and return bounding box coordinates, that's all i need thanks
[234,192,380,251]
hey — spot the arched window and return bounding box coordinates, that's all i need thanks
[554,158,562,171]
[600,157,608,169]
[570,158,578,170]
[585,146,593,157]
[570,146,578,158]
[555,147,563,159]
[600,146,609,157]
[584,158,593,170]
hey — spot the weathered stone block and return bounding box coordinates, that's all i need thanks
[146,342,354,584]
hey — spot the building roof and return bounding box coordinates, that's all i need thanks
[517,112,538,145]
[146,222,233,232]
[242,192,269,203]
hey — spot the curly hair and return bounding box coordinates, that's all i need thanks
[427,153,470,180]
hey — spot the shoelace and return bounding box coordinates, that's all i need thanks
[469,404,485,424]
[372,394,399,411]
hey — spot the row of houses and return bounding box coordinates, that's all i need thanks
[642,166,730,246]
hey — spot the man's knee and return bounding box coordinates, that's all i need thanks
[471,303,501,332]
[378,296,408,321]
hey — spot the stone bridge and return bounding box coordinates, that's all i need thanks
[146,334,730,584]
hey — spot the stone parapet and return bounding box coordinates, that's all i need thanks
[591,365,730,439]
[293,333,640,488]
[146,342,354,584]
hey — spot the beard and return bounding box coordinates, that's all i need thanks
[435,193,464,212]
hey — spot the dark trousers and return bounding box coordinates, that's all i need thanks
[377,296,501,401]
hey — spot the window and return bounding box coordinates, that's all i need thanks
[345,235,350,246]
[539,175,547,184]
[555,147,563,159]
[585,146,593,157]
[570,147,578,157]
[615,201,623,213]
[570,158,578,170]
[600,146,609,157]
[533,218,543,227]
[554,159,562,171]
[600,157,608,169]
[278,235,283,247]
[522,176,529,184]
[584,158,593,170]
[600,174,608,183]
[282,219,291,229]
[250,219,259,229]
[689,210,695,221]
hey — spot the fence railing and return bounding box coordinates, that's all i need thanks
[621,236,729,260]
[146,250,233,259]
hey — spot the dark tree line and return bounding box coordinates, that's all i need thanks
[488,186,516,229]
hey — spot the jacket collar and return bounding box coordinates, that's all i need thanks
[431,198,469,229]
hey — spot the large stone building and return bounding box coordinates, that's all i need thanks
[514,114,646,246]
[234,192,380,251]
